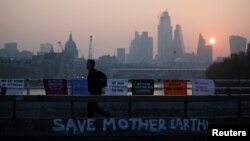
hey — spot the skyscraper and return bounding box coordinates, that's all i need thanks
[157,10,173,63]
[196,34,212,65]
[229,35,247,54]
[117,48,126,64]
[197,34,206,57]
[173,24,185,59]
[128,31,153,63]
[141,32,153,63]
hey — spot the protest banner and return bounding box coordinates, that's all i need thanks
[43,79,68,95]
[0,79,24,95]
[191,79,215,96]
[105,79,128,95]
[132,79,154,95]
[71,79,89,95]
[164,80,188,96]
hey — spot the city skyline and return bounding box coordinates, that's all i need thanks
[0,0,250,60]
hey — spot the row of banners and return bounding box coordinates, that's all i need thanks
[0,79,215,96]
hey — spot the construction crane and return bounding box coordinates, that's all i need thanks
[88,35,93,59]
[57,41,64,51]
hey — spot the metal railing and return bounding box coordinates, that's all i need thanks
[1,79,250,120]
[1,95,250,119]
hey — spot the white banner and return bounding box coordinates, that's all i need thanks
[105,79,128,95]
[0,79,25,95]
[191,79,215,96]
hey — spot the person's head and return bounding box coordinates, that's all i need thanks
[86,59,95,70]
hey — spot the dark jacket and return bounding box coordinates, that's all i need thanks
[87,69,107,95]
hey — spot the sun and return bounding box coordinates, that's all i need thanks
[209,38,216,45]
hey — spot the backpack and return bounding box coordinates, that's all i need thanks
[96,70,107,87]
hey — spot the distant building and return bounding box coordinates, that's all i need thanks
[196,34,213,65]
[157,10,173,63]
[56,33,79,78]
[37,43,53,55]
[156,10,186,63]
[64,33,78,60]
[32,52,61,63]
[229,35,247,54]
[18,50,33,59]
[128,31,153,63]
[117,48,126,64]
[173,24,185,59]
[247,43,250,55]
[0,49,5,58]
[4,42,19,58]
[0,42,33,60]
[98,55,117,65]
[126,53,130,63]
[175,52,196,63]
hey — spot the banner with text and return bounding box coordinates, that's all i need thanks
[132,79,154,95]
[0,79,24,95]
[105,79,128,95]
[164,80,188,96]
[191,79,215,96]
[43,79,68,95]
[71,79,89,96]
[51,117,208,136]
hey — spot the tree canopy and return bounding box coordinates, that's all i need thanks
[206,51,250,79]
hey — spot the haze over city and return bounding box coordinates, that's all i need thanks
[1,1,250,140]
[0,0,250,59]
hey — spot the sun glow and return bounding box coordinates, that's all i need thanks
[209,38,216,45]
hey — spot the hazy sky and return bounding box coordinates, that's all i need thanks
[0,0,249,59]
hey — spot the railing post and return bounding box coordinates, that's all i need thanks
[26,79,30,95]
[13,100,17,119]
[27,88,30,95]
[237,100,241,117]
[184,101,188,118]
[128,102,132,118]
[70,101,74,117]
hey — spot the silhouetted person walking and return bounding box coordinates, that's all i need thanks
[86,59,113,118]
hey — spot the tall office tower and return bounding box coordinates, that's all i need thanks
[196,34,213,65]
[157,10,173,63]
[117,48,126,64]
[173,24,185,59]
[128,31,153,64]
[127,32,139,63]
[229,35,247,54]
[141,32,153,63]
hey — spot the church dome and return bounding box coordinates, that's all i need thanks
[64,33,78,59]
[65,33,77,51]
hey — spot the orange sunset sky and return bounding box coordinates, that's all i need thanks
[0,0,249,60]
